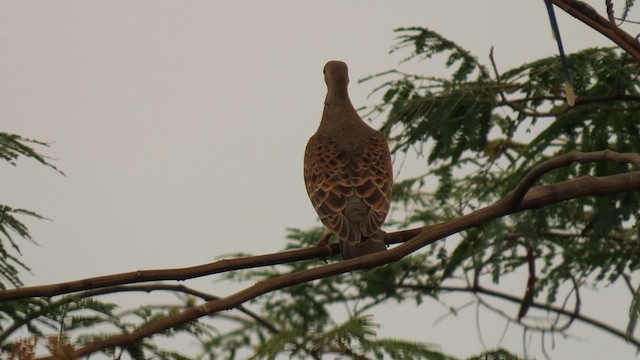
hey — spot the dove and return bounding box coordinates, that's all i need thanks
[304,60,393,260]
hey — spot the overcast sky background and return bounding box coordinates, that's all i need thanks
[1,1,638,359]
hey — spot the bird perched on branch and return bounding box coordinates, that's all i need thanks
[304,60,393,260]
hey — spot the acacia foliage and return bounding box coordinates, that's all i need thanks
[366,28,640,299]
[0,133,62,289]
[1,26,639,359]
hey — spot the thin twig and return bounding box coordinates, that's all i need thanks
[0,283,278,344]
[517,242,536,320]
[400,284,640,348]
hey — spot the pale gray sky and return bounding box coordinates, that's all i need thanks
[1,1,637,359]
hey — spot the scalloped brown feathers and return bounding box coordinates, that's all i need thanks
[304,61,393,260]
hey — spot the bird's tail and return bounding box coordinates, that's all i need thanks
[340,232,387,260]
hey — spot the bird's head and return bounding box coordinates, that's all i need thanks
[324,60,349,90]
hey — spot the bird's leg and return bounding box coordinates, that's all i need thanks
[315,229,334,257]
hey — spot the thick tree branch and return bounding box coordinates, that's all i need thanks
[0,244,340,301]
[550,0,640,62]
[2,169,635,304]
[33,151,640,359]
[100,284,280,334]
[2,152,638,305]
[511,149,640,204]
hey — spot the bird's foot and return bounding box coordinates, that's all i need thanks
[315,230,334,261]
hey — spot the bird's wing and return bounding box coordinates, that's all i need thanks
[304,132,392,244]
[304,133,360,243]
[349,132,393,238]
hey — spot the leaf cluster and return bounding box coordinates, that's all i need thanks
[0,133,63,289]
[1,292,219,359]
[361,26,640,341]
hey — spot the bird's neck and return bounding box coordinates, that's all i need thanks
[321,90,361,125]
[318,92,373,146]
[325,85,349,103]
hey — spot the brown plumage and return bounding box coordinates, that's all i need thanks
[304,60,393,260]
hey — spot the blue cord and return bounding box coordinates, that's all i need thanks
[544,0,575,105]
